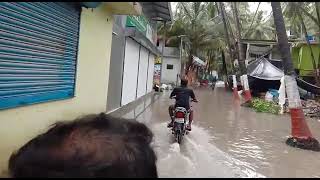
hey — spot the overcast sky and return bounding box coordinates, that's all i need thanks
[171,2,272,18]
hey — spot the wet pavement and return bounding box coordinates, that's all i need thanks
[133,85,320,178]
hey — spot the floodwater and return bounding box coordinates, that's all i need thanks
[135,83,320,178]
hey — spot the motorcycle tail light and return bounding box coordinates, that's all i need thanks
[175,112,185,118]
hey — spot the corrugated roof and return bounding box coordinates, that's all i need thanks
[240,38,299,45]
[192,56,206,67]
[140,2,172,22]
[292,41,319,48]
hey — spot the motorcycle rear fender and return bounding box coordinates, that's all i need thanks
[174,122,184,133]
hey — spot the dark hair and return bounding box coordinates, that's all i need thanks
[8,113,157,178]
[181,78,188,87]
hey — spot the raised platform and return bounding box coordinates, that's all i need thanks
[107,91,161,119]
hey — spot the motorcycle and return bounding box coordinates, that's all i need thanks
[169,96,198,144]
[211,81,216,90]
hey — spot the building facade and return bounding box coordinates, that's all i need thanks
[107,2,172,113]
[159,46,181,85]
[0,2,141,176]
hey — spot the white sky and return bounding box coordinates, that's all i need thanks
[170,2,272,18]
[249,2,272,17]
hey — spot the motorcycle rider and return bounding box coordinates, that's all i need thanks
[168,78,198,131]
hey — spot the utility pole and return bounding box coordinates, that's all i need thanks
[219,2,234,73]
[232,2,246,75]
[232,2,252,103]
[271,1,320,151]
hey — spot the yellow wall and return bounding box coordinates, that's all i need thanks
[0,6,113,177]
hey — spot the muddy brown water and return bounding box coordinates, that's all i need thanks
[134,86,320,178]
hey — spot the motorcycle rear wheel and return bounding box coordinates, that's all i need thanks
[176,132,183,144]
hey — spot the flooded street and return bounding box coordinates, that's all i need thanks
[135,86,320,178]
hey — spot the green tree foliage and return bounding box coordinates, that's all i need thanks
[156,2,320,76]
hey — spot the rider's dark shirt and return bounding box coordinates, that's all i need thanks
[170,86,196,110]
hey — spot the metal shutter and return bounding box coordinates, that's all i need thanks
[0,2,81,110]
[146,53,155,93]
[121,38,140,106]
[136,46,148,99]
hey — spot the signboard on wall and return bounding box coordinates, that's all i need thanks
[146,24,153,43]
[153,64,161,85]
[126,15,155,44]
[126,15,148,34]
[155,56,161,64]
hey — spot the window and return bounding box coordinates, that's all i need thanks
[0,2,81,110]
[167,64,174,69]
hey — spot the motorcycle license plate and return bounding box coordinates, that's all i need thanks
[174,118,184,123]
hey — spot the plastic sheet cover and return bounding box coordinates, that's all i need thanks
[247,57,284,80]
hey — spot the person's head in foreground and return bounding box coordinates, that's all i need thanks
[8,113,157,178]
[181,78,188,87]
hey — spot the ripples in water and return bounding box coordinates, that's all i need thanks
[150,122,265,178]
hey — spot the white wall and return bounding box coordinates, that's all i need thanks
[161,57,181,84]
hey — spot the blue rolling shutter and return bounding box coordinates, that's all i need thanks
[0,2,81,110]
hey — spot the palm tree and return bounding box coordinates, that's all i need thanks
[296,6,320,85]
[247,12,275,40]
[237,2,252,37]
[230,2,274,40]
[204,2,230,76]
[282,2,302,38]
[283,2,319,38]
[316,2,320,68]
[316,2,320,30]
[283,2,320,85]
[175,2,216,75]
[157,2,252,78]
[243,2,261,37]
[221,49,228,78]
[204,38,226,74]
[271,1,320,151]
[296,2,319,25]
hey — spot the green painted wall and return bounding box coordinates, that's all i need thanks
[292,47,300,69]
[297,44,320,77]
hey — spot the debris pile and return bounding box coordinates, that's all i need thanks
[302,99,320,118]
